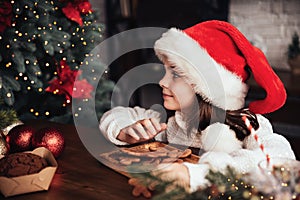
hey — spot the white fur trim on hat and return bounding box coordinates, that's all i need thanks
[154,28,248,110]
[200,123,242,153]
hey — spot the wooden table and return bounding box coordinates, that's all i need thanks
[0,120,147,200]
[1,119,300,200]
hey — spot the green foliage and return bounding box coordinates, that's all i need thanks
[0,97,19,130]
[131,167,256,200]
[0,0,114,123]
[132,170,187,200]
[288,32,300,59]
[0,109,19,130]
[131,166,300,200]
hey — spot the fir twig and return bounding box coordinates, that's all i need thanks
[0,96,19,129]
[0,109,19,130]
[130,166,280,200]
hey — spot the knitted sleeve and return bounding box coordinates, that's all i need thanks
[99,106,162,145]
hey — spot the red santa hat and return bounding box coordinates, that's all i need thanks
[154,20,286,114]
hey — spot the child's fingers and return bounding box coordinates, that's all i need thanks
[120,119,168,143]
[142,119,157,136]
[160,122,167,131]
[151,119,161,132]
[150,118,163,132]
[127,127,140,141]
[133,123,150,140]
[137,119,160,139]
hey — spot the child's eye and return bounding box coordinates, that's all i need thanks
[172,71,181,78]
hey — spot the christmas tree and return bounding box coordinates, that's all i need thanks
[0,0,114,124]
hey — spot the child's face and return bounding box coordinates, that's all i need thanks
[159,62,195,111]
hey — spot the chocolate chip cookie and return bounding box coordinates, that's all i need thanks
[0,152,48,177]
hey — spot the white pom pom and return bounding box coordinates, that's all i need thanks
[201,123,242,153]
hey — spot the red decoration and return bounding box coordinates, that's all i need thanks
[0,1,13,33]
[62,0,92,26]
[31,127,65,158]
[243,116,271,164]
[77,1,92,14]
[72,78,94,99]
[6,125,35,153]
[45,60,94,103]
[62,3,83,26]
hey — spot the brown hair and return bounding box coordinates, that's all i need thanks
[187,95,259,141]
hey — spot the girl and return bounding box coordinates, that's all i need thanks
[100,20,295,192]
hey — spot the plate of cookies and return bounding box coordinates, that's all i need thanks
[99,142,199,176]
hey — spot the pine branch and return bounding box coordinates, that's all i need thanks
[0,96,19,129]
[0,109,19,130]
[129,166,281,200]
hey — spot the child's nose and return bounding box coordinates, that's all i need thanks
[159,75,168,88]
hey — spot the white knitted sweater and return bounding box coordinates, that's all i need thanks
[99,106,295,191]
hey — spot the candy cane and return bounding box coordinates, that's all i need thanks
[242,116,271,164]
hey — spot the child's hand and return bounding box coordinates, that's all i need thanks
[117,118,167,144]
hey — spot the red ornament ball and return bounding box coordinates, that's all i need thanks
[6,124,35,153]
[32,127,65,158]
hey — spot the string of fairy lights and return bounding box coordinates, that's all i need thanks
[0,0,104,118]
